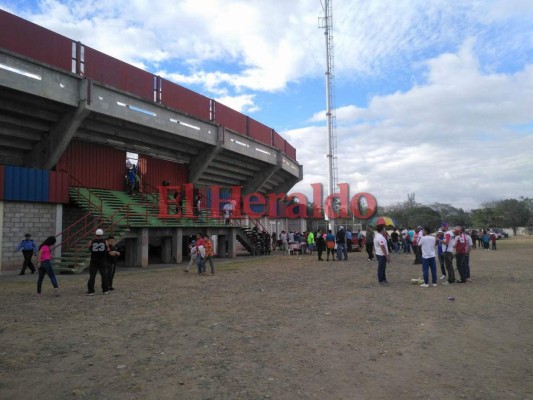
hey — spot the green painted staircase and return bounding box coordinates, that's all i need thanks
[57,187,271,271]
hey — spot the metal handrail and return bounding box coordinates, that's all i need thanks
[57,181,277,268]
[58,169,104,216]
[69,204,132,268]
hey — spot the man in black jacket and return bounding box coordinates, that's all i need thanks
[336,226,348,261]
[86,229,109,296]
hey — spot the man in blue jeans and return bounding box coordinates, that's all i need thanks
[373,225,391,285]
[336,226,348,261]
[418,226,438,287]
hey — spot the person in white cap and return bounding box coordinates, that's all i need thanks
[374,224,391,285]
[86,228,110,295]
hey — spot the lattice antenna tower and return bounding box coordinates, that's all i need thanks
[319,0,338,230]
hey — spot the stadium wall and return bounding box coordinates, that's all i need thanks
[0,202,60,272]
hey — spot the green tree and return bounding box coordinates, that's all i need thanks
[470,207,502,229]
[519,197,533,226]
[429,203,471,227]
[494,199,531,235]
[404,206,441,229]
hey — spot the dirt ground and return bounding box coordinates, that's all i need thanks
[0,237,532,400]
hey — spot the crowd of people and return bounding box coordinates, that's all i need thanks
[267,222,501,288]
[15,230,120,296]
[16,220,502,296]
[274,227,359,261]
[184,233,216,275]
[376,223,474,287]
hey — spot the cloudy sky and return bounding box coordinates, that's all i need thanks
[1,0,532,210]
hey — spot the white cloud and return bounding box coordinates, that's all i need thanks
[6,0,532,97]
[215,94,259,114]
[286,43,533,209]
[2,0,532,210]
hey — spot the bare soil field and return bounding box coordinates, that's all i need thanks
[1,237,532,400]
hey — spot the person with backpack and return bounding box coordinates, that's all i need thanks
[325,229,335,261]
[440,223,456,285]
[453,226,469,283]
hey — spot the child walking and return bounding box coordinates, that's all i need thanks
[36,236,59,297]
[184,240,197,272]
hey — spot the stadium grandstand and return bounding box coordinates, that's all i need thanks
[0,10,303,272]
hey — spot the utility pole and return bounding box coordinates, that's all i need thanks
[319,0,338,232]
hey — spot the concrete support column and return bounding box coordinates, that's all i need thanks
[227,228,237,258]
[161,237,172,264]
[216,235,226,257]
[0,201,4,273]
[126,229,149,268]
[172,228,183,264]
[138,228,149,267]
[125,239,136,267]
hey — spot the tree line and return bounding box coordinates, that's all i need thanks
[379,194,532,235]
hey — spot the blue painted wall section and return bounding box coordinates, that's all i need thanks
[4,166,49,202]
[1,165,69,203]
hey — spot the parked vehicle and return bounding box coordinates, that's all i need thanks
[489,228,509,239]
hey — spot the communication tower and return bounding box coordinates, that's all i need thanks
[319,0,338,231]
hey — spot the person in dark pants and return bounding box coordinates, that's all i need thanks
[17,233,37,275]
[174,188,184,216]
[316,230,325,261]
[440,223,456,285]
[454,227,469,283]
[336,226,348,261]
[36,236,59,297]
[413,226,423,265]
[106,236,120,291]
[346,229,353,253]
[374,225,391,285]
[86,229,109,296]
[436,230,446,280]
[366,227,375,261]
[127,168,136,194]
[325,230,335,261]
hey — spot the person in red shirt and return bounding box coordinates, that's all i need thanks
[439,223,456,285]
[490,232,497,250]
[454,226,469,283]
[413,226,423,265]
